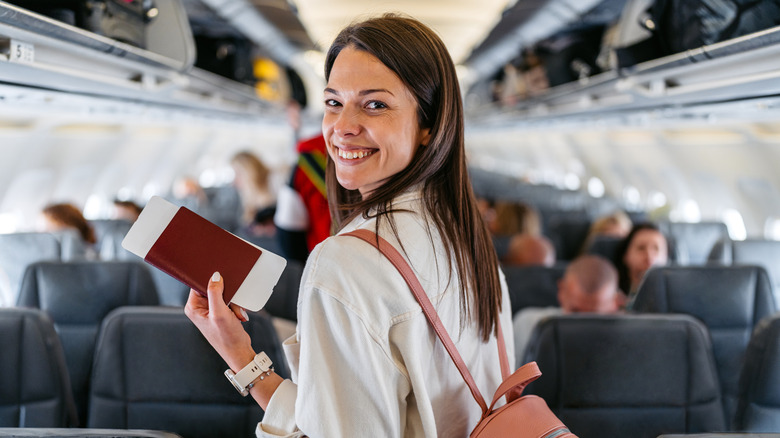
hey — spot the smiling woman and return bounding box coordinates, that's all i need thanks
[184,13,513,438]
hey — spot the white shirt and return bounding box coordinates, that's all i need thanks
[257,189,514,437]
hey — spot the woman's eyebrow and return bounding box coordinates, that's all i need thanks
[323,88,394,97]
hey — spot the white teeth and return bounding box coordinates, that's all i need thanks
[339,149,373,160]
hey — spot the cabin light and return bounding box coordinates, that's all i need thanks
[83,195,105,220]
[199,169,218,188]
[623,186,641,207]
[564,173,581,191]
[0,213,18,234]
[117,187,136,201]
[765,218,780,241]
[587,177,605,198]
[142,183,161,200]
[648,191,667,208]
[722,209,747,241]
[680,199,702,223]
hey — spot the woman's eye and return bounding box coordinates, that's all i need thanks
[366,101,387,110]
[324,99,341,107]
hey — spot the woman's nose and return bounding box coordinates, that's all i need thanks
[333,107,361,137]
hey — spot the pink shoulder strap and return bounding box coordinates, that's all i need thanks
[344,229,512,414]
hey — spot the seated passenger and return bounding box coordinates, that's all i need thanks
[513,254,622,360]
[503,233,556,266]
[490,201,541,237]
[40,202,97,259]
[580,210,632,254]
[615,222,669,307]
[231,151,277,230]
[112,199,143,222]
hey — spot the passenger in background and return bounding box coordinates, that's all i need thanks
[615,222,669,307]
[172,175,209,212]
[112,199,143,222]
[489,201,542,261]
[503,234,556,267]
[230,151,277,229]
[490,201,541,236]
[513,254,622,360]
[273,133,331,264]
[580,210,633,254]
[40,202,97,259]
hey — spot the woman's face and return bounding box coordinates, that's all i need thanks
[624,229,668,287]
[322,46,430,196]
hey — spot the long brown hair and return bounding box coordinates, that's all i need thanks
[42,203,96,244]
[324,14,502,341]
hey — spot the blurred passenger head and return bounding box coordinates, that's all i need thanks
[491,202,541,236]
[590,211,632,239]
[112,199,143,222]
[616,222,669,294]
[231,150,270,193]
[41,202,96,244]
[172,176,205,201]
[558,255,621,313]
[504,234,556,267]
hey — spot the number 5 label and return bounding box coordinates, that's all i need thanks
[9,40,34,64]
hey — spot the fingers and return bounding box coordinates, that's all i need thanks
[230,303,249,322]
[207,271,225,312]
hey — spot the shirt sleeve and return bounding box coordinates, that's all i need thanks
[257,286,410,437]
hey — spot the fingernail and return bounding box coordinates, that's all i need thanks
[211,272,221,282]
[240,308,248,320]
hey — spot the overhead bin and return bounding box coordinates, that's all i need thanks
[0,1,271,117]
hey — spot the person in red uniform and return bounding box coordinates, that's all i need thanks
[274,132,331,262]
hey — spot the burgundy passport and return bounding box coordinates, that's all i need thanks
[145,207,261,304]
[122,196,287,311]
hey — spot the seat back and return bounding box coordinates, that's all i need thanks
[659,222,729,265]
[0,308,77,427]
[523,314,726,438]
[735,314,780,432]
[0,232,61,307]
[585,235,623,264]
[710,239,780,297]
[633,266,777,428]
[264,260,304,322]
[544,214,591,261]
[89,219,134,261]
[88,307,288,437]
[16,261,159,425]
[503,264,566,315]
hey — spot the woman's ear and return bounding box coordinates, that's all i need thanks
[420,128,432,147]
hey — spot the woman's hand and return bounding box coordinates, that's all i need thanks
[185,271,285,410]
[184,272,256,372]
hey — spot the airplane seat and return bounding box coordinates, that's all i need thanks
[709,239,780,299]
[0,307,77,427]
[734,314,780,432]
[264,260,304,322]
[16,260,159,426]
[657,434,780,437]
[88,307,289,437]
[659,222,730,265]
[54,229,92,261]
[0,232,61,307]
[148,270,191,307]
[522,314,726,438]
[502,264,566,315]
[632,266,777,429]
[585,235,623,263]
[201,185,242,233]
[89,219,135,261]
[545,216,592,261]
[492,235,512,261]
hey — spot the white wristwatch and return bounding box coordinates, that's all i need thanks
[224,352,274,396]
